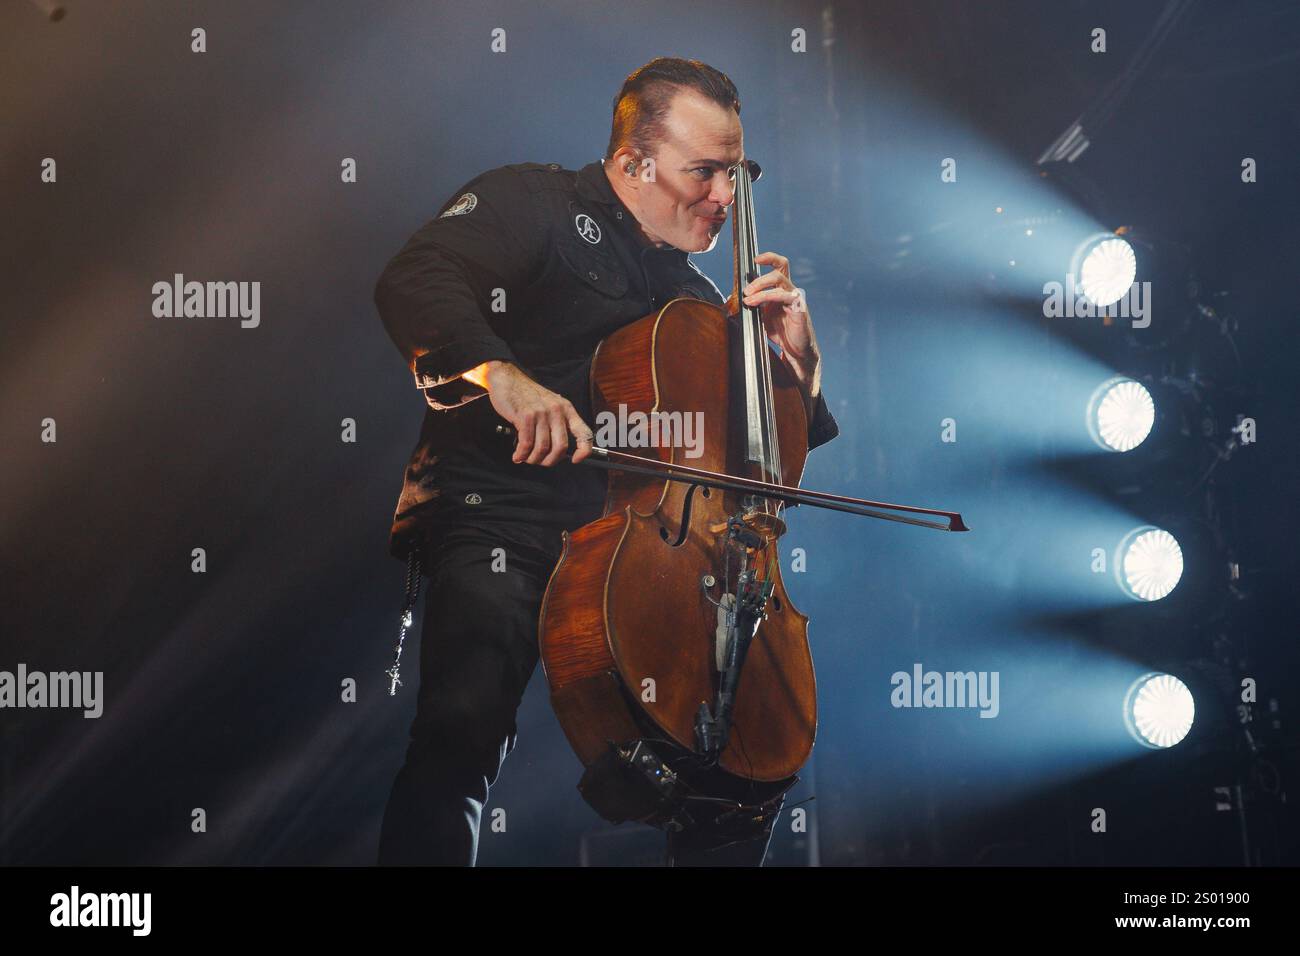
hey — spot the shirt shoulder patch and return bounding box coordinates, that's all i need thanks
[438,192,477,218]
[574,213,602,244]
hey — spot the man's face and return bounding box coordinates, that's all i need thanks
[627,91,743,253]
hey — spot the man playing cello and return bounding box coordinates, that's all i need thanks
[374,56,838,866]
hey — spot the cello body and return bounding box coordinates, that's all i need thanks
[538,294,816,817]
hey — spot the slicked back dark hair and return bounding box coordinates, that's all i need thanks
[605,57,741,162]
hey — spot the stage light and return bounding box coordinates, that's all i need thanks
[1074,236,1136,307]
[1116,526,1184,601]
[1124,672,1195,749]
[1087,377,1155,452]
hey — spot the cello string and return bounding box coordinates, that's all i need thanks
[747,159,784,521]
[738,161,773,510]
[735,159,763,492]
[742,175,783,569]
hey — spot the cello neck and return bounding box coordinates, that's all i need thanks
[731,158,784,493]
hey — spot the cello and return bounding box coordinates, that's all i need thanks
[536,158,966,831]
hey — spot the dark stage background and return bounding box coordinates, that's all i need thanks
[3,0,1297,865]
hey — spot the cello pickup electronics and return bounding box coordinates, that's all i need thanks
[577,739,694,829]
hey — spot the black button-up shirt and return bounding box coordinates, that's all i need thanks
[374,158,839,560]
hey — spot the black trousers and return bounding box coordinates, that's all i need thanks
[376,519,780,866]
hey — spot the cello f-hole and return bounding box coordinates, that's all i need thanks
[664,483,700,548]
